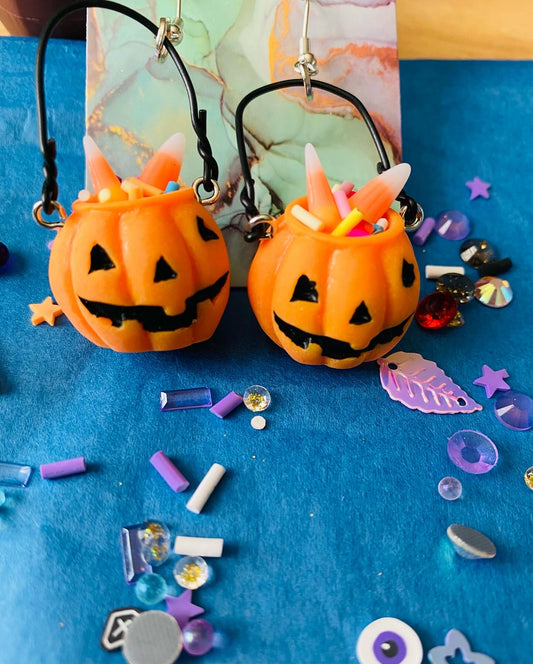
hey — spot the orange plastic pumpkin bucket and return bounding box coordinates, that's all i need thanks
[32,2,229,353]
[235,80,422,369]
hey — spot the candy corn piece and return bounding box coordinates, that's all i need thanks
[139,133,186,190]
[332,163,411,237]
[83,135,127,202]
[305,143,342,231]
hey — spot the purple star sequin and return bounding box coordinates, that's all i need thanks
[473,364,510,398]
[165,590,204,629]
[466,176,491,200]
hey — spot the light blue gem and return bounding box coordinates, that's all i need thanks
[164,181,180,193]
[134,573,168,605]
[0,461,33,487]
[160,387,212,411]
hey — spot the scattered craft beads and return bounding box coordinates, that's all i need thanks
[134,573,168,605]
[251,415,266,430]
[243,385,271,412]
[182,619,215,656]
[425,265,465,280]
[0,461,32,487]
[150,451,189,492]
[186,463,226,514]
[209,391,243,418]
[122,610,182,664]
[438,477,462,501]
[446,524,496,559]
[160,387,212,411]
[40,456,86,480]
[447,430,498,475]
[173,556,209,590]
[138,521,171,567]
[173,536,224,558]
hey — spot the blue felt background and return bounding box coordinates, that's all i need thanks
[0,38,532,663]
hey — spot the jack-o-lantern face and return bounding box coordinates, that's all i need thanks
[247,197,419,369]
[49,188,230,352]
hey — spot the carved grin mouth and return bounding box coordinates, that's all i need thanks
[273,312,413,360]
[79,272,229,333]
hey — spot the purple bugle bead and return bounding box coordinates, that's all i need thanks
[40,456,86,479]
[209,391,243,419]
[412,216,435,246]
[150,451,189,492]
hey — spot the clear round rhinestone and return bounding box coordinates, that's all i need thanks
[474,276,513,308]
[494,391,533,431]
[435,210,470,240]
[459,238,496,267]
[436,273,475,303]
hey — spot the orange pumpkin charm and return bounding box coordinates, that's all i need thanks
[247,198,419,368]
[47,135,229,352]
[49,189,229,352]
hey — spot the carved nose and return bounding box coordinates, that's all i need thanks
[350,301,372,325]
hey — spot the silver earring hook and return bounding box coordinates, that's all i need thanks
[155,0,184,62]
[293,0,318,101]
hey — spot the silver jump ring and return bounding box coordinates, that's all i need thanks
[192,178,220,206]
[400,202,424,232]
[32,200,67,229]
[247,214,276,239]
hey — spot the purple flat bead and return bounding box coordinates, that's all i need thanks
[447,430,498,474]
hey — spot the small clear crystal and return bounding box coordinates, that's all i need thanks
[243,385,271,411]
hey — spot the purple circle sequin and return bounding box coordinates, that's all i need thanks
[494,391,533,431]
[373,631,407,664]
[182,619,215,656]
[435,210,471,240]
[447,430,498,474]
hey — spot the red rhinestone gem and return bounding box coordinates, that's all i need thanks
[415,292,458,329]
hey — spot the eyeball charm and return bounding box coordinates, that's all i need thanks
[356,617,423,664]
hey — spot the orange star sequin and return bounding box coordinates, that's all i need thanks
[29,297,63,326]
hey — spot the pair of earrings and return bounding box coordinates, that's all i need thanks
[33,0,422,369]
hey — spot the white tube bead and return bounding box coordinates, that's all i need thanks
[186,463,226,514]
[425,265,465,280]
[174,535,224,558]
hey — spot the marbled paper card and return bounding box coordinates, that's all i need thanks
[86,0,401,285]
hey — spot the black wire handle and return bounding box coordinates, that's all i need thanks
[235,79,421,240]
[33,0,219,225]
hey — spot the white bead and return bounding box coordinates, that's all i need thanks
[173,535,224,558]
[425,265,465,280]
[186,463,226,514]
[251,415,266,430]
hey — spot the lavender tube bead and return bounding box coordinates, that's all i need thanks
[150,451,189,492]
[412,216,436,246]
[209,391,243,419]
[40,456,86,479]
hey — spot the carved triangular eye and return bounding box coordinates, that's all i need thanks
[402,259,415,287]
[154,257,177,282]
[350,301,372,325]
[290,275,318,303]
[89,244,115,273]
[197,216,219,242]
